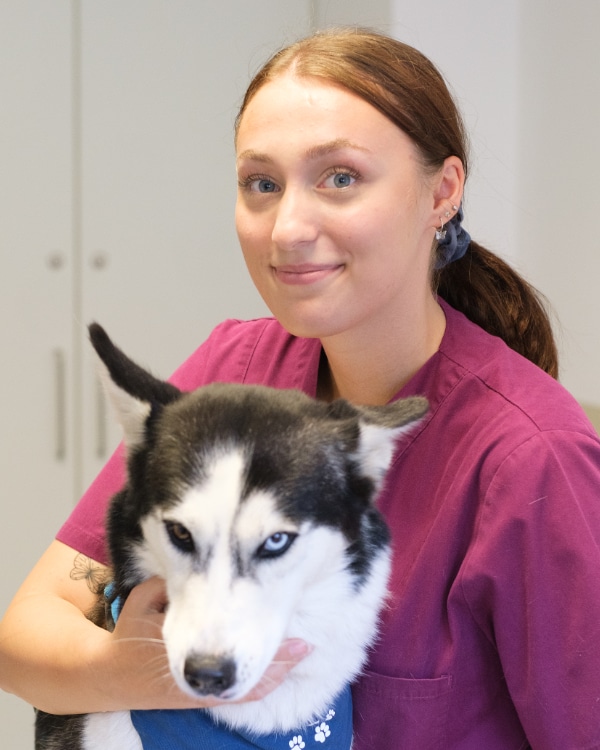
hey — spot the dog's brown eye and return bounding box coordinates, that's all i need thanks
[165,521,195,554]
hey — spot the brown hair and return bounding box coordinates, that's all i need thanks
[236,28,558,378]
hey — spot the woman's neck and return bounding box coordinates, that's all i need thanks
[317,296,446,406]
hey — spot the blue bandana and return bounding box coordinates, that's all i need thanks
[435,204,471,269]
[130,687,353,749]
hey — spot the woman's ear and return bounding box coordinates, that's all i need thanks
[431,156,465,218]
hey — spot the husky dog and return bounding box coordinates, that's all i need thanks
[35,324,427,749]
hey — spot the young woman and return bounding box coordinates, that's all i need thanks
[1,28,599,749]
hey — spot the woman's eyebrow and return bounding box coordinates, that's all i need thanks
[304,138,371,160]
[236,149,274,165]
[236,138,370,165]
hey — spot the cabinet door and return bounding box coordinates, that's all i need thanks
[78,0,311,488]
[0,3,74,747]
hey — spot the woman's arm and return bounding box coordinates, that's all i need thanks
[0,540,307,714]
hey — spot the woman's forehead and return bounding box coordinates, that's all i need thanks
[235,74,414,161]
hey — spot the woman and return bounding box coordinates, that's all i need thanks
[1,28,599,749]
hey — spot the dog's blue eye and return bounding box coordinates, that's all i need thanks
[165,521,195,554]
[257,532,297,559]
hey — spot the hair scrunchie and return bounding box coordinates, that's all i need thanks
[435,204,471,269]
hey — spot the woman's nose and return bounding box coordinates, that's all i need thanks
[271,189,319,250]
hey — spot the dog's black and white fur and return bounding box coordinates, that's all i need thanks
[35,324,427,749]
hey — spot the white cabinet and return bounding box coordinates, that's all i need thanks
[77,0,310,485]
[0,2,310,746]
[0,4,74,743]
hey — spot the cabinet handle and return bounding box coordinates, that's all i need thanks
[96,376,107,459]
[53,349,66,461]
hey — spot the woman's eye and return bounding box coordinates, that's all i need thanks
[255,178,278,193]
[322,168,359,190]
[239,175,279,193]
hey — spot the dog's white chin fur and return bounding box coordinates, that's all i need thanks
[206,546,391,734]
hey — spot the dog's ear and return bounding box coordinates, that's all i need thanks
[331,396,428,491]
[89,323,182,449]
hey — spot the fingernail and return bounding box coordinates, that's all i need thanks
[287,639,312,657]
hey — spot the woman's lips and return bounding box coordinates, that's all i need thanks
[273,263,344,285]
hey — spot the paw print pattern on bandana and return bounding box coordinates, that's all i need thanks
[284,701,347,747]
[314,722,331,743]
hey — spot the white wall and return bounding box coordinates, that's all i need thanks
[517,1,600,409]
[388,0,600,414]
[391,1,520,265]
[312,0,391,28]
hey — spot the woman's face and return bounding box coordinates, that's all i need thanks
[235,74,442,341]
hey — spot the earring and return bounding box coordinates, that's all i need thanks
[435,219,447,241]
[452,204,458,211]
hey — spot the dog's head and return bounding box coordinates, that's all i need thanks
[90,323,428,704]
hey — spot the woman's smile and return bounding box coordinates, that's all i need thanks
[272,262,345,286]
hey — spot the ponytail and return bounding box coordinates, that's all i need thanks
[434,242,559,378]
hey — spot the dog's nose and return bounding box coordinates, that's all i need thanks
[183,653,237,696]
